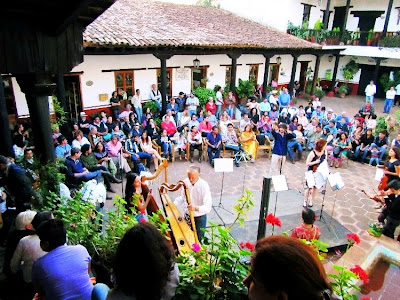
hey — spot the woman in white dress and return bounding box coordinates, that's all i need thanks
[140,131,162,168]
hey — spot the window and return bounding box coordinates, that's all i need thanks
[157,68,173,97]
[225,66,232,86]
[302,4,312,27]
[2,76,16,116]
[115,71,134,98]
[249,64,259,85]
[191,66,208,91]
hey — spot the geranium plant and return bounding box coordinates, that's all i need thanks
[173,190,254,300]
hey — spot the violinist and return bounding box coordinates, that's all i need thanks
[377,180,400,240]
[304,139,327,207]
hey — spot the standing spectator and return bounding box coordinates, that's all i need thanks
[269,123,296,175]
[206,126,222,167]
[291,208,321,240]
[150,84,162,113]
[225,91,236,119]
[188,126,203,163]
[205,97,216,115]
[384,86,396,114]
[365,80,377,105]
[215,86,224,119]
[259,97,271,115]
[176,92,186,120]
[186,92,199,117]
[131,89,143,123]
[278,87,290,112]
[175,166,212,241]
[271,78,278,89]
[110,91,121,118]
[167,98,179,124]
[78,112,91,136]
[32,219,94,300]
[55,135,71,158]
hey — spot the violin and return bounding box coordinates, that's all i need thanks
[378,167,389,191]
[361,189,385,206]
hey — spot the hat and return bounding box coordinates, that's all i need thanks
[80,112,87,117]
[134,123,140,126]
[272,90,278,94]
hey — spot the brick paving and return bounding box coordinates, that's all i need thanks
[106,95,400,237]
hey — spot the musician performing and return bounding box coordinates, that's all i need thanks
[303,139,328,207]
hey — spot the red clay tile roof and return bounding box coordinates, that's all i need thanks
[83,0,320,50]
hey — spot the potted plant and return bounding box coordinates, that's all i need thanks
[338,85,349,98]
[194,86,216,107]
[366,29,373,46]
[314,88,325,100]
[235,78,254,102]
[341,59,359,95]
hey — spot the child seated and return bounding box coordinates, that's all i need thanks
[176,132,187,160]
[369,145,381,166]
[291,208,321,241]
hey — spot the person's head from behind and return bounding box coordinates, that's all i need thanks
[114,223,174,300]
[15,210,37,231]
[244,236,332,300]
[31,211,54,231]
[387,179,400,194]
[37,219,66,252]
[315,138,327,152]
[0,155,10,171]
[302,208,316,225]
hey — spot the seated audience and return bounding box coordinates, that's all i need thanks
[249,108,259,126]
[88,126,103,149]
[93,142,117,175]
[244,236,333,300]
[161,116,177,137]
[336,118,349,134]
[55,135,71,158]
[291,208,321,241]
[106,135,132,174]
[145,118,160,140]
[122,116,133,137]
[139,131,162,169]
[268,105,279,122]
[188,114,200,131]
[306,124,323,150]
[350,126,363,152]
[199,116,213,137]
[125,135,152,171]
[257,112,272,135]
[157,129,174,160]
[323,120,338,139]
[33,219,94,300]
[241,124,257,162]
[206,126,222,166]
[259,97,271,115]
[72,130,90,149]
[178,110,190,132]
[175,132,187,160]
[287,124,305,163]
[371,131,390,160]
[240,114,252,132]
[111,124,126,142]
[92,116,111,142]
[131,123,143,137]
[188,126,203,163]
[78,112,91,136]
[298,111,309,128]
[354,128,375,161]
[330,133,351,168]
[167,98,179,124]
[359,101,375,120]
[222,123,242,167]
[305,102,314,119]
[392,133,400,149]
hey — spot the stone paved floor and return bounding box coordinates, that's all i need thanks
[106,95,400,237]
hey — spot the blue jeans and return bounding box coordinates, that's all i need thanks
[226,108,234,119]
[189,110,197,117]
[135,107,143,123]
[287,140,302,160]
[77,170,102,183]
[225,144,243,162]
[92,283,109,300]
[162,142,173,156]
[370,143,387,160]
[384,99,393,114]
[208,147,221,164]
[366,95,374,105]
[369,157,379,165]
[216,105,222,119]
[194,214,207,241]
[354,145,367,160]
[131,152,152,168]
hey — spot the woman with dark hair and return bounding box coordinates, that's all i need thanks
[244,235,333,300]
[289,116,298,132]
[241,124,257,162]
[124,173,152,220]
[304,138,327,207]
[92,223,178,300]
[378,147,400,185]
[140,131,162,168]
[93,142,117,175]
[291,208,321,240]
[249,107,259,125]
[330,132,351,168]
[110,91,121,118]
[145,118,160,140]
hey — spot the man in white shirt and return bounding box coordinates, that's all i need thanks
[150,84,162,112]
[365,80,376,105]
[395,83,400,107]
[240,114,251,132]
[384,86,396,114]
[131,89,143,123]
[215,86,224,120]
[175,166,212,241]
[186,92,199,117]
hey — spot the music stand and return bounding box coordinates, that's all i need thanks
[270,174,288,235]
[214,158,234,214]
[327,172,344,230]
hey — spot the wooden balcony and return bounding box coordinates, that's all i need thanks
[287,28,400,47]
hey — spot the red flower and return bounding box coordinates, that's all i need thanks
[265,214,282,227]
[245,242,255,252]
[361,298,371,300]
[239,242,246,249]
[70,223,77,228]
[192,243,201,253]
[139,218,146,223]
[350,265,369,284]
[139,209,146,215]
[346,233,361,245]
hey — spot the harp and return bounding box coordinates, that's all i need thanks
[159,181,199,254]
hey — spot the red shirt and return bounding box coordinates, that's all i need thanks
[199,121,212,133]
[291,224,321,241]
[161,121,177,136]
[205,102,216,115]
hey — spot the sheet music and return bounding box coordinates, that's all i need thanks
[375,168,384,181]
[214,158,234,173]
[328,172,345,191]
[314,172,327,189]
[316,160,330,180]
[305,171,316,188]
[272,175,288,192]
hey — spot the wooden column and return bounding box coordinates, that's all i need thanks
[382,0,394,38]
[340,0,351,42]
[154,54,173,116]
[372,58,382,85]
[323,0,332,30]
[311,55,321,95]
[55,73,72,142]
[0,75,14,158]
[288,54,299,97]
[17,74,56,163]
[262,54,273,98]
[228,53,241,93]
[330,54,341,91]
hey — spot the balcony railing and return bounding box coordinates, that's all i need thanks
[287,28,400,46]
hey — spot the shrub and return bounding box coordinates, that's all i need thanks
[235,78,254,99]
[143,101,159,114]
[314,88,325,99]
[338,85,349,94]
[379,35,400,48]
[194,86,216,107]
